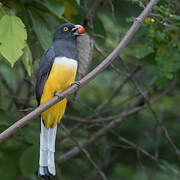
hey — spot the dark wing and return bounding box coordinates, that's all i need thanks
[35,46,55,105]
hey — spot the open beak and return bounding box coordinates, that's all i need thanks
[72,25,85,36]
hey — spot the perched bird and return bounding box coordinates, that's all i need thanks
[35,23,85,179]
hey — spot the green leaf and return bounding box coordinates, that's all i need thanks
[171,15,180,21]
[0,15,27,67]
[126,16,136,23]
[135,46,154,59]
[43,0,64,19]
[29,9,53,50]
[156,30,166,39]
[152,43,180,81]
[20,145,39,177]
[22,45,32,76]
[156,77,171,89]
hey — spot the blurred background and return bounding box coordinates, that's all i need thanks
[0,0,180,179]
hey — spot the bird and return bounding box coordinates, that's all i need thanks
[35,23,85,179]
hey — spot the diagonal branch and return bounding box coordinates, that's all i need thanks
[111,132,158,162]
[96,65,142,111]
[121,59,180,159]
[129,77,180,159]
[0,0,159,142]
[61,124,108,180]
[56,82,175,164]
[83,0,107,27]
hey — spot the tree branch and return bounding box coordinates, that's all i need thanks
[0,0,159,142]
[130,77,180,159]
[111,132,158,162]
[57,81,175,164]
[83,0,107,27]
[61,124,108,180]
[121,61,180,159]
[96,65,142,111]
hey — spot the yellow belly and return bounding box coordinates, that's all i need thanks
[40,57,77,129]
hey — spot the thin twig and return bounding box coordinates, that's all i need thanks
[111,132,157,161]
[129,77,180,160]
[96,66,142,111]
[84,0,107,27]
[61,124,108,180]
[57,83,174,164]
[122,58,180,160]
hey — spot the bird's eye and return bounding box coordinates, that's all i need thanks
[64,27,68,31]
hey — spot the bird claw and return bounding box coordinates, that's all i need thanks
[54,90,57,96]
[54,81,80,98]
[54,90,61,98]
[71,81,81,87]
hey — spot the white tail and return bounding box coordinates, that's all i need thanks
[39,118,57,178]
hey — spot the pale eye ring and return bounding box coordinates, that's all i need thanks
[64,27,68,31]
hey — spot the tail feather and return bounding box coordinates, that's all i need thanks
[39,118,57,178]
[47,125,57,176]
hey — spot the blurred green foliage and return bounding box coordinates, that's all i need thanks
[0,0,180,180]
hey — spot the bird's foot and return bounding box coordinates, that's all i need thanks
[71,81,81,87]
[54,90,62,99]
[54,90,58,97]
[54,81,81,99]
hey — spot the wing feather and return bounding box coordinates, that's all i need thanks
[35,46,55,105]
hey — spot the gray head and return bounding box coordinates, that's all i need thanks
[53,23,85,41]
